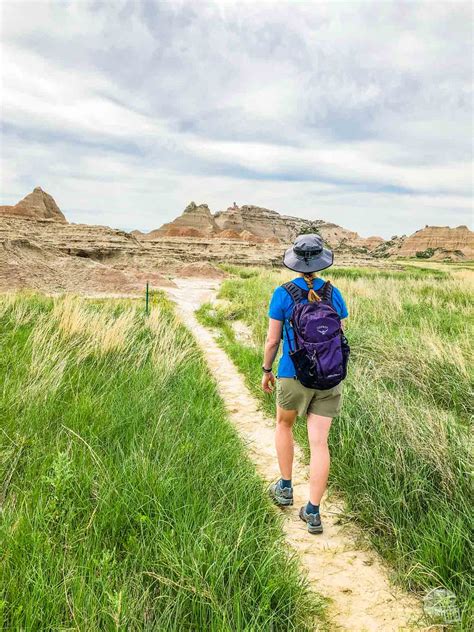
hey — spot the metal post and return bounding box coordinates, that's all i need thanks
[145,281,149,315]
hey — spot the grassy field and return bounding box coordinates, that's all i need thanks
[0,293,324,630]
[198,263,473,628]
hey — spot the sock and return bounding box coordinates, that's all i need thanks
[306,501,319,514]
[280,478,292,489]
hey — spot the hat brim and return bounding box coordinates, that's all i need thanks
[283,246,334,273]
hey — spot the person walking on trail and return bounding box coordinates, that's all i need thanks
[262,234,349,534]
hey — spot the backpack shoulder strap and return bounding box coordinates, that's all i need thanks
[281,281,308,305]
[316,280,333,302]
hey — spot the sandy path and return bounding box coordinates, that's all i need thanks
[167,278,423,631]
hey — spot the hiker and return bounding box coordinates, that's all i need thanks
[262,234,349,534]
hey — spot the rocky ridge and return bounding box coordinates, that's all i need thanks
[0,190,291,293]
[151,201,217,238]
[0,187,67,223]
[214,203,306,242]
[0,216,291,294]
[1,188,472,294]
[146,201,386,253]
[385,225,473,260]
[145,201,473,259]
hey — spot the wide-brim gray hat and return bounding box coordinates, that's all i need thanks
[283,233,333,273]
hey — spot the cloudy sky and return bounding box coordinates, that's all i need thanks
[1,1,472,237]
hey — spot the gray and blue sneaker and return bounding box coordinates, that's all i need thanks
[268,479,293,507]
[299,506,323,534]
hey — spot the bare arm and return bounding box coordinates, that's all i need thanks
[261,318,283,393]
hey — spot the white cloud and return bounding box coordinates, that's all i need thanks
[0,0,472,238]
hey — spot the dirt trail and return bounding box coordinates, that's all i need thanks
[167,278,423,631]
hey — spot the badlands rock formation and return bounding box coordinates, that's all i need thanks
[150,201,473,259]
[151,201,217,238]
[1,187,472,295]
[0,214,290,294]
[0,187,67,222]
[213,203,320,242]
[315,223,384,252]
[388,225,474,260]
[0,191,283,294]
[143,201,385,252]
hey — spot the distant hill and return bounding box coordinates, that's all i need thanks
[1,188,473,262]
[376,225,474,260]
[140,200,473,259]
[0,187,67,223]
[146,201,386,253]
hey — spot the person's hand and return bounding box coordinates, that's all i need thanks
[261,371,276,393]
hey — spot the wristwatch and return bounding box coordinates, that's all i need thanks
[262,366,273,373]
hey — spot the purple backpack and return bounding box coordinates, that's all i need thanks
[282,281,350,390]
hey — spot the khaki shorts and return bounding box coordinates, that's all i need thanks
[276,377,343,418]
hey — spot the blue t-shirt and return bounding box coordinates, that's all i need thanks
[268,277,349,378]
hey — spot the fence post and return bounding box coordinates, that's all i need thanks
[145,281,149,315]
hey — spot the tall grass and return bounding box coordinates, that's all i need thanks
[0,293,323,630]
[197,265,473,628]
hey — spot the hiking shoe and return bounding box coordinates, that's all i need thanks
[268,479,294,507]
[299,506,323,534]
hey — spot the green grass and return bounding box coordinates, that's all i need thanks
[197,265,474,629]
[0,293,324,631]
[218,263,261,279]
[324,265,448,280]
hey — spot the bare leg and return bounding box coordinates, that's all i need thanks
[275,406,297,480]
[307,413,333,505]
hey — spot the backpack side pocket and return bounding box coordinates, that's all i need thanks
[341,334,350,379]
